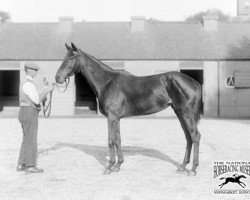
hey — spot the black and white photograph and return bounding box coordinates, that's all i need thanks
[0,0,250,199]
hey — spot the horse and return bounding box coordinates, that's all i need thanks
[55,42,202,176]
[219,174,247,188]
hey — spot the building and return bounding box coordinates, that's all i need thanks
[1,2,250,118]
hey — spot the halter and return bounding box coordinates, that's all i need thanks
[53,78,70,93]
[71,50,82,72]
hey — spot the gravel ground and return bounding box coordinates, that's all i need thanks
[0,117,250,200]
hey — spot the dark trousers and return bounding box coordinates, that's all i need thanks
[18,106,39,167]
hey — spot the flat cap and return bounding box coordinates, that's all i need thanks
[24,62,40,71]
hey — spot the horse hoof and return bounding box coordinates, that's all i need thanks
[103,169,112,175]
[187,171,196,176]
[112,166,120,172]
[176,167,186,174]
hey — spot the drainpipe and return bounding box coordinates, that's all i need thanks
[217,59,220,117]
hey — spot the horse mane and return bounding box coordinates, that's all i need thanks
[80,50,114,72]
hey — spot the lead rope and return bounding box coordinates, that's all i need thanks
[42,78,70,118]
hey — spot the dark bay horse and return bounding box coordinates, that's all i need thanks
[55,43,202,176]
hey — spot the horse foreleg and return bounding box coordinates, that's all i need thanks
[103,116,117,174]
[238,182,245,188]
[241,181,246,187]
[112,119,124,172]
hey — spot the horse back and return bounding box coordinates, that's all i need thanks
[100,73,172,117]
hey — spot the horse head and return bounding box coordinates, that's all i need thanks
[239,175,247,179]
[55,42,83,84]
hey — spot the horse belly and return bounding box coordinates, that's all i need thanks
[123,92,171,117]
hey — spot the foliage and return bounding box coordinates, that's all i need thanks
[0,10,10,23]
[185,9,231,22]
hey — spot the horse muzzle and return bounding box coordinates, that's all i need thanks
[55,73,66,84]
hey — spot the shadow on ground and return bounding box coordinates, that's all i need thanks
[39,143,181,169]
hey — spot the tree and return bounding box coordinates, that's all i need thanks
[0,10,10,23]
[185,9,231,22]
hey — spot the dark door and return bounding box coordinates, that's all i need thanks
[0,70,20,111]
[75,73,97,114]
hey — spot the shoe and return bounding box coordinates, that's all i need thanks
[16,164,26,172]
[25,167,44,174]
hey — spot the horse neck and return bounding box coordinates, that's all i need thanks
[79,53,114,97]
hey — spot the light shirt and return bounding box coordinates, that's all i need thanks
[23,76,40,105]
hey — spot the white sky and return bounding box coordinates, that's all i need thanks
[1,0,238,22]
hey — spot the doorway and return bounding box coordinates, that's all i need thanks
[180,69,204,113]
[75,73,97,115]
[0,70,20,111]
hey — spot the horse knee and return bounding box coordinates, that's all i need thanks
[108,143,115,149]
[114,137,121,146]
[108,137,115,148]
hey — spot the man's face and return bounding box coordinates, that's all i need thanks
[27,68,38,78]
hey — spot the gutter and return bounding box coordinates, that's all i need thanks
[217,59,220,117]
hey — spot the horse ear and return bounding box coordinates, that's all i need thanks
[71,42,78,52]
[65,43,71,51]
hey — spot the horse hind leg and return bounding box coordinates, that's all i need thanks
[191,128,201,176]
[175,109,201,176]
[175,110,192,173]
[219,183,225,188]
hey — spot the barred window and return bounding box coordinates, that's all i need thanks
[234,71,250,88]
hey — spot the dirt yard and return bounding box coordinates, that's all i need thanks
[0,117,250,200]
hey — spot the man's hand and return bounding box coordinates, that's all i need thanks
[39,84,54,104]
[46,84,54,92]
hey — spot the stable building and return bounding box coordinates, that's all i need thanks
[1,5,250,117]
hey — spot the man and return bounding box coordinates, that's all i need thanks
[17,62,54,174]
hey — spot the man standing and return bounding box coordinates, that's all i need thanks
[17,62,54,174]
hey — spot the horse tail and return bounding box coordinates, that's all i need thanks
[193,82,202,124]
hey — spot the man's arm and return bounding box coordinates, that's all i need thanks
[23,82,53,105]
[39,87,52,104]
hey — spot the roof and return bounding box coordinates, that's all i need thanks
[1,20,250,60]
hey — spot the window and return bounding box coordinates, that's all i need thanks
[234,71,250,88]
